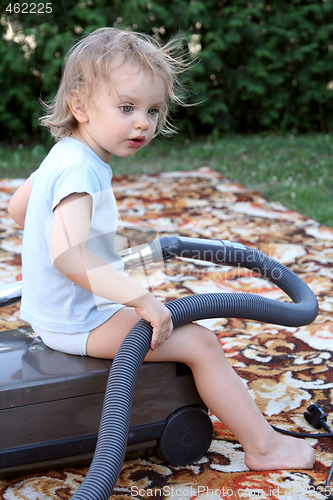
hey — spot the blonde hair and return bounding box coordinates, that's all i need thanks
[40,27,189,141]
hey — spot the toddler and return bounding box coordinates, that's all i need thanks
[8,27,315,471]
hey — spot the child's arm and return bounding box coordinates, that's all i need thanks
[52,192,173,350]
[7,178,32,229]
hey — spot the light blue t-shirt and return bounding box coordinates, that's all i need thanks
[20,137,124,333]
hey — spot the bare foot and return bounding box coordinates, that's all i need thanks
[244,430,315,471]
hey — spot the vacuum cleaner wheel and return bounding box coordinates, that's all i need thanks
[157,406,213,466]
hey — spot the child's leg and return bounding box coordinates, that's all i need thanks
[87,307,315,471]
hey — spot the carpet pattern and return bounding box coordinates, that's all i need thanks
[0,167,333,499]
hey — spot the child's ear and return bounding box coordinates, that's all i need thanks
[68,89,89,123]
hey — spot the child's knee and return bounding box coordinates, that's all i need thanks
[187,323,221,357]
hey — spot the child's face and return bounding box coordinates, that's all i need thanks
[72,64,166,162]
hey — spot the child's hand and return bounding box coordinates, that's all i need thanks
[134,293,173,350]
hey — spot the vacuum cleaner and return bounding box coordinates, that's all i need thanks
[0,236,318,499]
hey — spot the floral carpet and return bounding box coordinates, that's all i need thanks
[0,167,333,500]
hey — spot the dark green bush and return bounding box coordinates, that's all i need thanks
[0,0,332,140]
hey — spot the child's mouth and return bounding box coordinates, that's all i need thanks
[128,136,146,147]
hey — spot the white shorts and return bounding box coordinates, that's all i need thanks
[31,325,90,356]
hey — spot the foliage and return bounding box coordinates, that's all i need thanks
[0,0,332,140]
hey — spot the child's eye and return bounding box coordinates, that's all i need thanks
[120,105,133,113]
[148,107,159,116]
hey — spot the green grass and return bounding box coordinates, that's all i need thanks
[1,133,332,227]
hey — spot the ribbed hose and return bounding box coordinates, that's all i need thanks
[72,241,318,500]
[72,292,317,500]
[152,236,318,326]
[71,318,152,500]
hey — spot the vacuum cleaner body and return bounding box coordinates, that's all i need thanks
[0,325,209,476]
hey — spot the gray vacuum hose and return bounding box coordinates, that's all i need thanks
[71,237,318,500]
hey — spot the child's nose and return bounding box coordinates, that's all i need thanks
[135,114,149,131]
